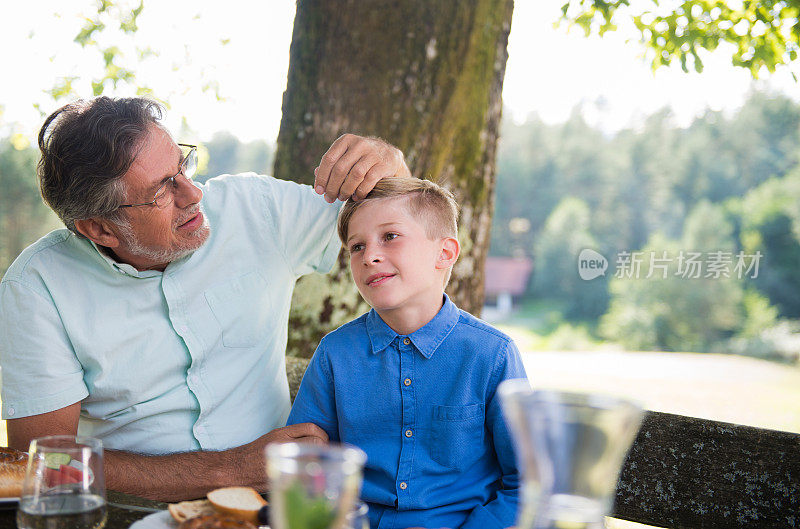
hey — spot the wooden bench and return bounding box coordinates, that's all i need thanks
[613,411,800,528]
[286,357,800,528]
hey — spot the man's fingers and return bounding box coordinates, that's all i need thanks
[352,162,391,201]
[293,435,328,446]
[325,147,365,203]
[284,422,329,442]
[316,134,410,202]
[338,156,378,201]
[315,134,356,195]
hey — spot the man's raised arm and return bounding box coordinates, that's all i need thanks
[8,407,327,501]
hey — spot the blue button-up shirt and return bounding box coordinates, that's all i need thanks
[287,295,528,529]
[0,174,340,454]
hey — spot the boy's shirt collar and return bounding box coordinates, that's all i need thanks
[366,294,460,358]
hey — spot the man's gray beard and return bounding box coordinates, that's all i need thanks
[116,209,211,265]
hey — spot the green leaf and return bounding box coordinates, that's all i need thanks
[92,80,105,96]
[120,0,144,33]
[559,0,797,77]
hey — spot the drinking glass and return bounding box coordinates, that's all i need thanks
[345,501,369,529]
[266,443,367,529]
[17,435,106,529]
[499,381,644,529]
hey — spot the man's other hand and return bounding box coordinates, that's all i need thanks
[262,422,329,445]
[315,134,411,203]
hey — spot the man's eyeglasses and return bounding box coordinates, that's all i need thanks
[118,144,198,209]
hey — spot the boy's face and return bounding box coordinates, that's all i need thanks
[346,197,452,319]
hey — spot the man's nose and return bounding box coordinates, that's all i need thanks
[174,174,203,208]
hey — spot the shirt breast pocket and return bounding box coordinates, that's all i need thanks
[431,403,485,470]
[204,271,270,348]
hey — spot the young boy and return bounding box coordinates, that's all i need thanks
[287,178,528,529]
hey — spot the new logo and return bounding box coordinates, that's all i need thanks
[578,249,608,280]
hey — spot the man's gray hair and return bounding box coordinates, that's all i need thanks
[37,96,164,235]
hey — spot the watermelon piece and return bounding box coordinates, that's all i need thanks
[44,465,82,486]
[59,464,83,483]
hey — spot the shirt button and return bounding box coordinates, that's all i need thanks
[403,338,411,345]
[403,378,412,387]
[189,375,200,385]
[6,407,15,417]
[399,481,408,490]
[195,425,205,434]
[405,429,413,438]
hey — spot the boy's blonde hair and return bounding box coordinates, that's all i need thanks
[338,178,459,245]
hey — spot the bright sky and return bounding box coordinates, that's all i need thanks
[1,0,797,142]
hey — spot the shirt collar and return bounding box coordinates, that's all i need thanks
[87,240,164,279]
[366,293,460,359]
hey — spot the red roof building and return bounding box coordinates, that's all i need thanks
[484,256,533,298]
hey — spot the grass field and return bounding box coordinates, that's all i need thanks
[500,324,800,434]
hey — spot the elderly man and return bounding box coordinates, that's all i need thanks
[0,96,410,500]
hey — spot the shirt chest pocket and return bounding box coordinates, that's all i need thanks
[430,403,485,470]
[204,272,270,348]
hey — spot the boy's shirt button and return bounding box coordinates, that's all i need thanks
[399,481,408,490]
[405,429,413,438]
[403,378,412,386]
[403,338,411,345]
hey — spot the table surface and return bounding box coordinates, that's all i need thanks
[0,490,167,529]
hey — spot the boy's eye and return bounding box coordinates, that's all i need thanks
[350,243,364,253]
[385,233,398,241]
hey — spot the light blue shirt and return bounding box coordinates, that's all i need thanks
[288,295,528,529]
[0,174,340,454]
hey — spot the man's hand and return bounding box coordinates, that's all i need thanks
[315,134,411,203]
[223,423,329,494]
[254,422,329,446]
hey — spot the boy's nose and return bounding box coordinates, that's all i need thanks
[363,248,383,264]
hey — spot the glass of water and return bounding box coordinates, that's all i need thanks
[499,382,644,529]
[345,501,369,529]
[266,442,366,529]
[17,435,106,529]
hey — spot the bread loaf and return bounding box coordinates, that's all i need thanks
[168,499,218,523]
[207,486,267,525]
[0,447,28,497]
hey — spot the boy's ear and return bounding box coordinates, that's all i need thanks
[436,237,460,270]
[74,217,123,249]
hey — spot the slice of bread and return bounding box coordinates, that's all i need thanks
[207,486,267,525]
[168,499,218,523]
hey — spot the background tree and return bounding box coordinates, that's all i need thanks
[198,132,274,184]
[600,203,746,351]
[739,171,800,318]
[532,197,608,319]
[0,136,59,276]
[273,0,515,356]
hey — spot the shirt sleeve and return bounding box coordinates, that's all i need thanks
[259,175,342,277]
[285,342,340,442]
[0,280,88,419]
[461,338,528,529]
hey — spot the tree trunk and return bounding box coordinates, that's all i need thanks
[274,0,514,357]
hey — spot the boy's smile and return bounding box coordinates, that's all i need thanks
[366,272,396,286]
[346,197,457,334]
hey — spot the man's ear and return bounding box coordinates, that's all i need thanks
[74,217,122,249]
[436,237,460,270]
